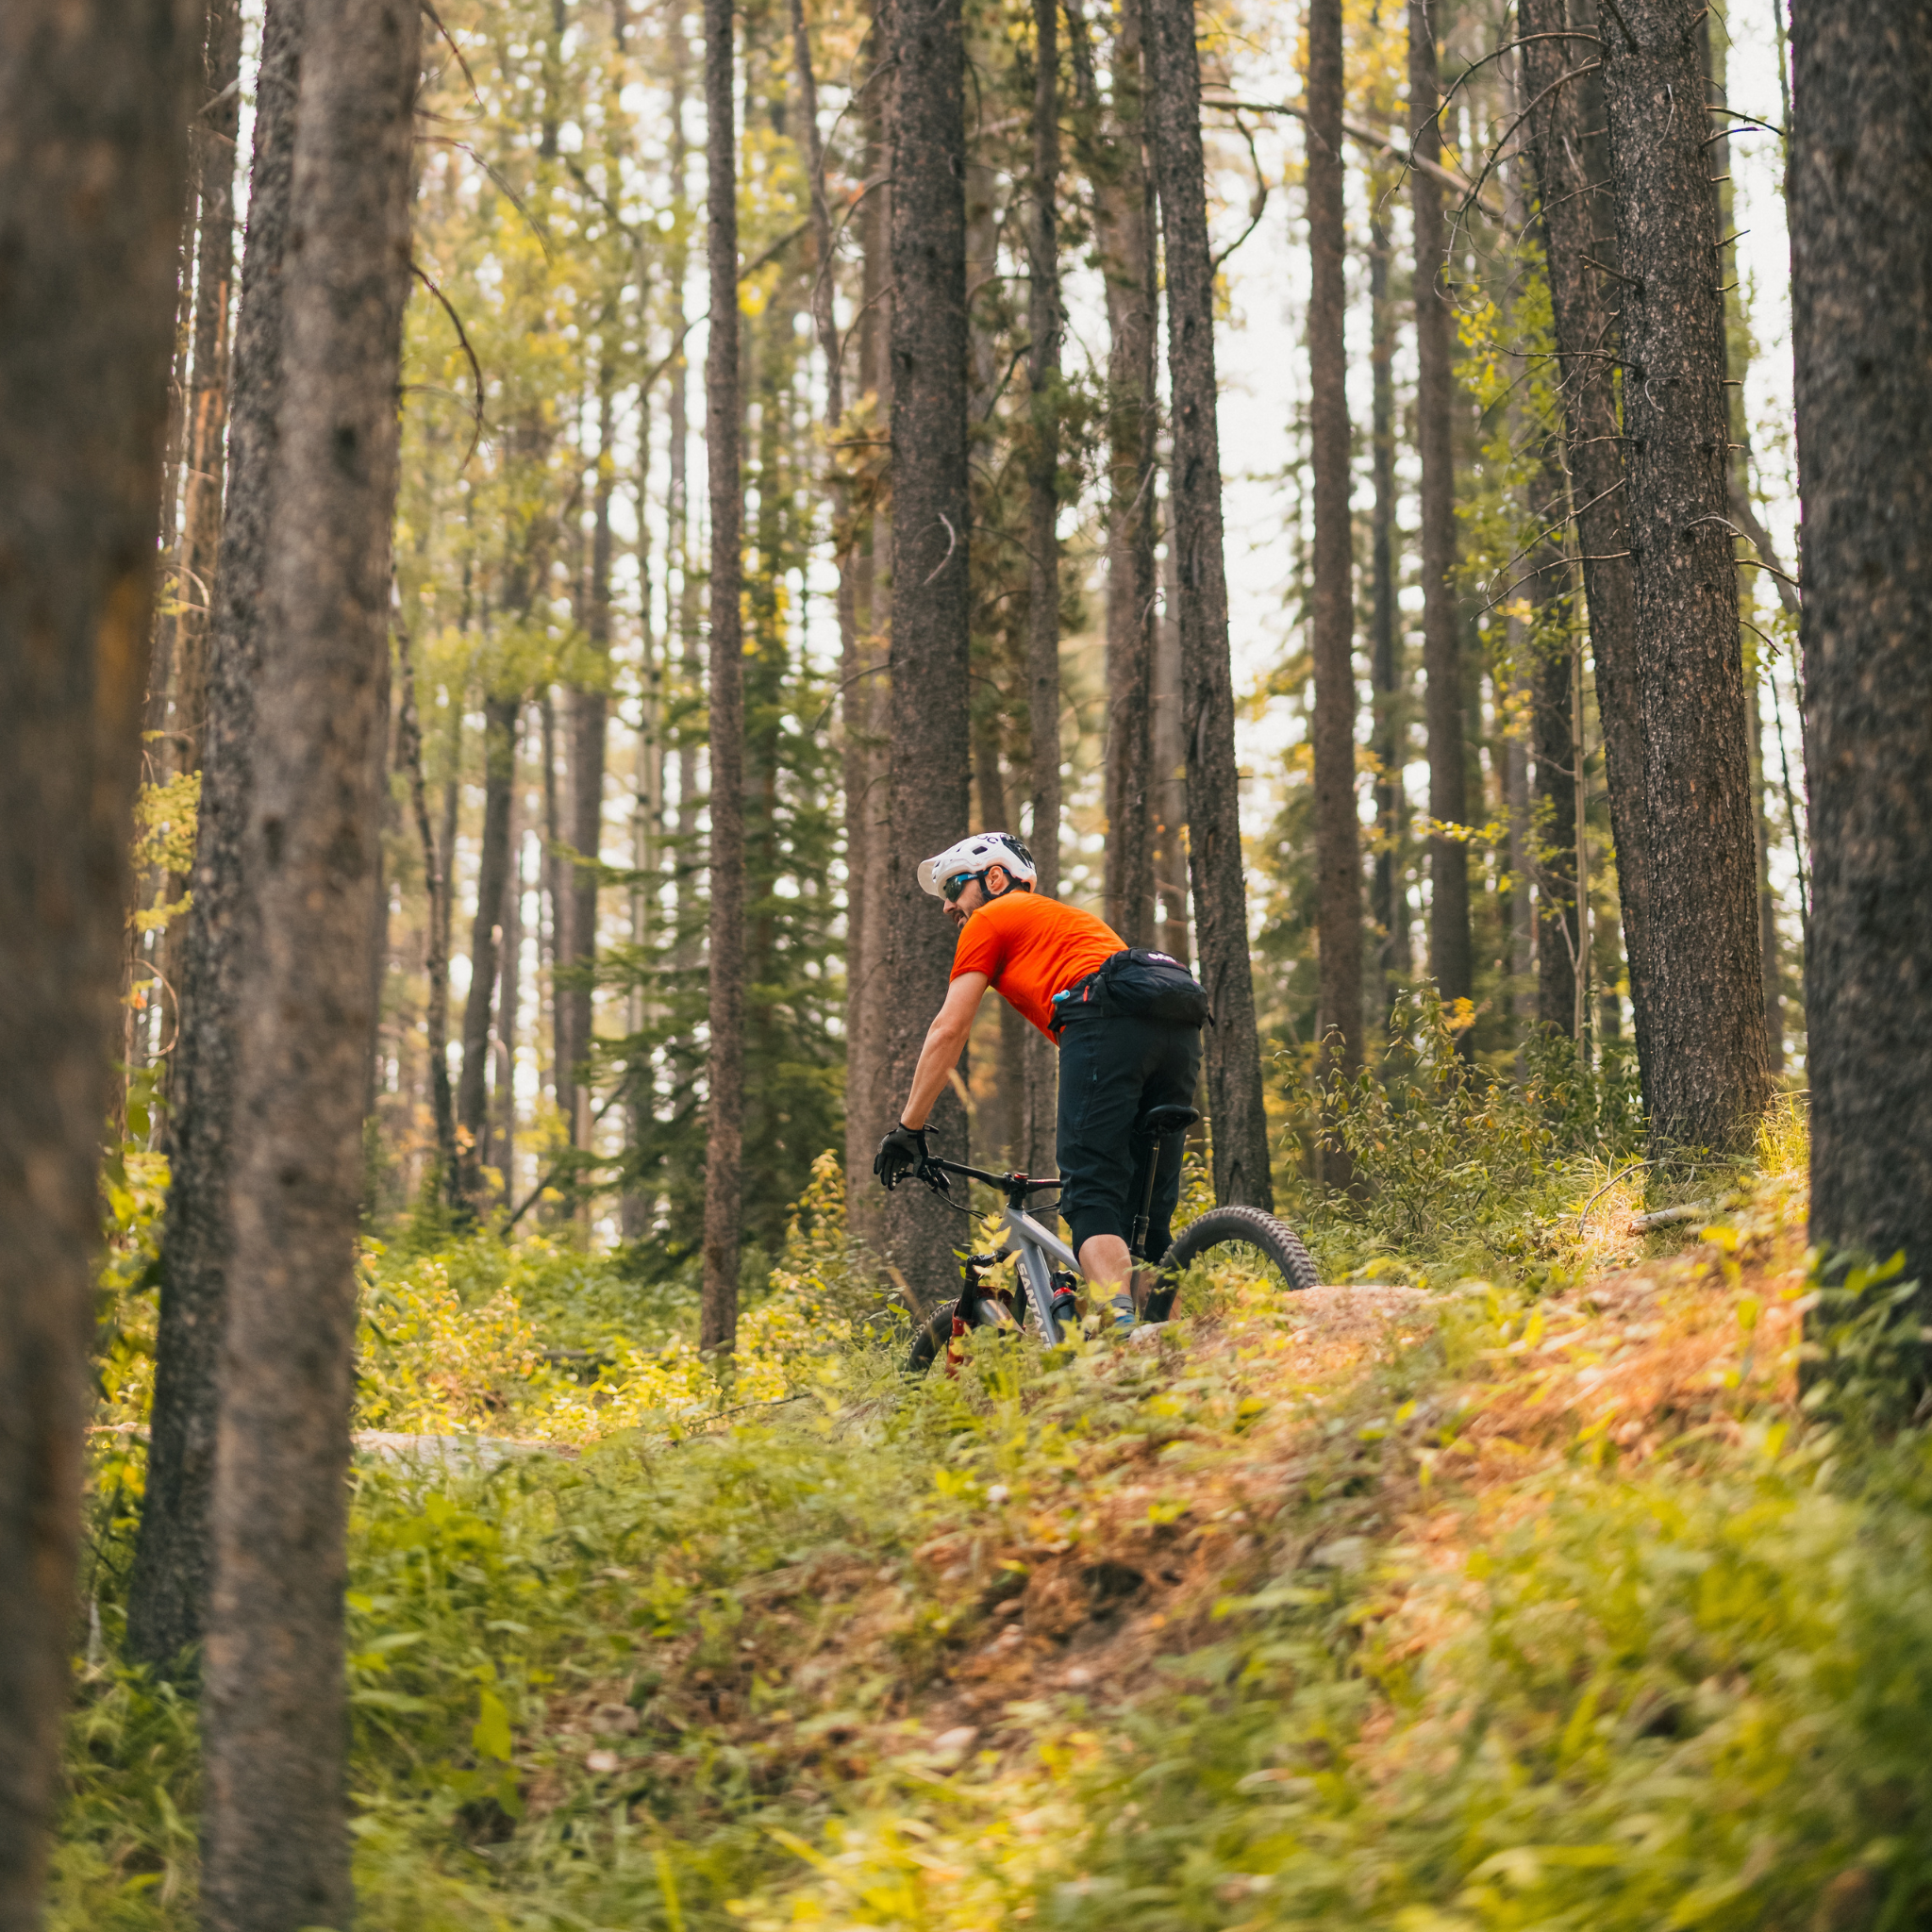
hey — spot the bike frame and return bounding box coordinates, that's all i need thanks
[924,1158,1083,1344]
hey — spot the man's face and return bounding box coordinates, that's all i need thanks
[944,866,1007,930]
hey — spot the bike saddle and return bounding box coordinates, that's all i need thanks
[1141,1104,1201,1140]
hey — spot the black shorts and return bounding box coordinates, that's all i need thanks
[1054,1004,1204,1260]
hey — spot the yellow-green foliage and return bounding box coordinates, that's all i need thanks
[64,1130,1932,1932]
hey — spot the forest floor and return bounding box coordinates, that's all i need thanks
[60,1141,1932,1931]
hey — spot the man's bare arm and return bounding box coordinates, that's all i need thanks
[899,972,990,1128]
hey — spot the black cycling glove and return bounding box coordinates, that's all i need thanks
[874,1121,929,1191]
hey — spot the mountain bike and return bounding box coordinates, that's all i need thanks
[902,1103,1319,1374]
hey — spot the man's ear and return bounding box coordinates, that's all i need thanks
[984,864,1009,896]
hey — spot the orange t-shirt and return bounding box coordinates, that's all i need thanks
[950,891,1124,1041]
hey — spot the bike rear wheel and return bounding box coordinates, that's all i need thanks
[1142,1205,1319,1322]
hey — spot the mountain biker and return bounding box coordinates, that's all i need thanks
[873,831,1207,1327]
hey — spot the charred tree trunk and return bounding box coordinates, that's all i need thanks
[1096,0,1158,947]
[1790,0,1932,1302]
[0,0,195,1899]
[1145,0,1272,1208]
[198,0,418,1922]
[700,0,745,1355]
[1153,500,1191,966]
[456,694,518,1207]
[128,0,300,1677]
[1307,0,1360,1108]
[876,0,973,1294]
[1368,215,1407,1014]
[1408,0,1471,1027]
[1597,0,1769,1149]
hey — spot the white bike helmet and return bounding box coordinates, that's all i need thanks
[917,831,1039,899]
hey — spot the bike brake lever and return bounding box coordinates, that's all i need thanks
[920,1158,953,1195]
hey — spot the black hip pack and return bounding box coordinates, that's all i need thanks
[1053,947,1212,1032]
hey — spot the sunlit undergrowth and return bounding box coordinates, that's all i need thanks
[62,1096,1932,1932]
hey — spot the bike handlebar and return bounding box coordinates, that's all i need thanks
[924,1157,1062,1195]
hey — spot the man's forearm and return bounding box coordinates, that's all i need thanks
[900,1015,971,1129]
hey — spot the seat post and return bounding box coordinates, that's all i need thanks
[1129,1106,1202,1262]
[1129,1150,1161,1260]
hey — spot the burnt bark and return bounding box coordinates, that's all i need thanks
[198,0,418,1922]
[129,0,301,1677]
[1790,0,1932,1294]
[1144,0,1272,1208]
[1409,0,1471,1024]
[1095,0,1158,947]
[456,694,518,1206]
[0,0,195,1901]
[700,0,745,1354]
[874,0,972,1289]
[1307,0,1361,1099]
[1597,0,1769,1148]
[1367,216,1408,1011]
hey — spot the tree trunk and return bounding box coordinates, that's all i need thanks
[172,0,245,779]
[496,758,523,1185]
[1408,0,1471,1027]
[1520,0,1632,1036]
[1021,0,1063,1181]
[1598,0,1769,1149]
[199,0,417,1922]
[396,625,459,1185]
[1790,0,1932,1296]
[876,0,973,1295]
[541,688,569,1109]
[1153,486,1192,966]
[1097,0,1158,948]
[974,714,1025,1166]
[1743,669,1782,1072]
[128,0,300,1678]
[565,377,613,1156]
[791,0,874,1205]
[1367,214,1407,1015]
[1144,0,1272,1208]
[456,694,518,1206]
[0,0,194,1904]
[847,0,894,1238]
[700,0,745,1356]
[1530,473,1580,1036]
[1307,0,1360,1108]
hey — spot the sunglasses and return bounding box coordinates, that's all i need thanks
[942,871,980,904]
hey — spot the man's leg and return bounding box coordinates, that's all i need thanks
[1055,1009,1155,1319]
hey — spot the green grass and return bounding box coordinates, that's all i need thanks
[58,1114,1932,1931]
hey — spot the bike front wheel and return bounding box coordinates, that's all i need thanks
[1142,1205,1319,1322]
